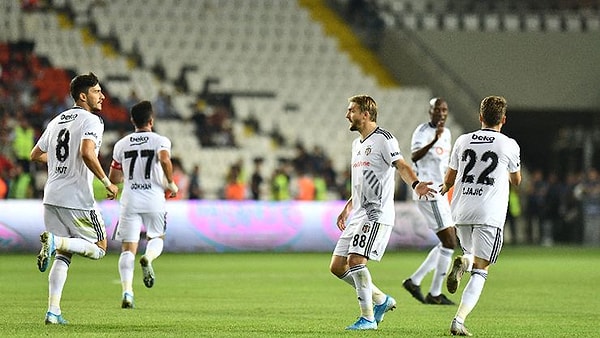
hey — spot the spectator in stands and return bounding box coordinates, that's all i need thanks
[190,100,211,147]
[563,171,584,243]
[294,168,316,201]
[574,167,600,245]
[250,157,264,200]
[243,111,261,135]
[170,157,189,200]
[0,174,7,198]
[188,164,204,200]
[292,143,310,175]
[505,184,522,244]
[123,89,140,110]
[271,160,291,201]
[153,90,179,119]
[338,168,352,200]
[314,171,328,201]
[7,161,33,198]
[11,112,35,173]
[524,169,547,244]
[41,95,69,127]
[541,172,566,246]
[224,162,246,200]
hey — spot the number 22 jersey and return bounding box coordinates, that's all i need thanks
[448,129,520,228]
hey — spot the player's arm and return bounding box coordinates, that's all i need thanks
[441,168,457,195]
[81,139,118,199]
[30,145,47,163]
[411,138,438,163]
[393,158,435,198]
[108,159,123,184]
[411,124,444,163]
[158,149,178,197]
[509,171,522,186]
[336,197,352,231]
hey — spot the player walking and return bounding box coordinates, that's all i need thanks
[441,96,521,336]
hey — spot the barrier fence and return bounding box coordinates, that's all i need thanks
[0,200,437,253]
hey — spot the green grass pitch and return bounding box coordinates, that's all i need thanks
[1,246,598,337]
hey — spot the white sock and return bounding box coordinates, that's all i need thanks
[463,254,475,272]
[411,244,440,285]
[119,251,135,295]
[430,246,453,296]
[339,270,386,304]
[350,264,374,321]
[144,238,164,262]
[48,254,70,315]
[456,269,488,322]
[56,236,105,259]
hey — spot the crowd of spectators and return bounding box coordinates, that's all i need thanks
[2,39,598,245]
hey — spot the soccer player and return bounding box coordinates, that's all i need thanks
[441,96,521,336]
[329,95,435,330]
[109,100,178,309]
[402,98,456,305]
[30,72,119,325]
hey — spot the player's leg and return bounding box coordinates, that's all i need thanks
[114,213,143,306]
[426,224,456,305]
[119,243,138,308]
[451,225,501,336]
[346,221,395,329]
[403,243,437,303]
[45,253,72,324]
[47,207,107,260]
[139,212,167,288]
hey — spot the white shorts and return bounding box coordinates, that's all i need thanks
[416,199,454,233]
[44,204,106,243]
[456,224,503,264]
[112,212,167,243]
[332,219,392,262]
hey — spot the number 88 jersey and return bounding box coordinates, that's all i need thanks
[448,129,520,228]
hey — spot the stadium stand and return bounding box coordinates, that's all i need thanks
[373,0,600,32]
[2,0,447,199]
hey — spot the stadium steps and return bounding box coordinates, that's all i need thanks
[298,0,398,88]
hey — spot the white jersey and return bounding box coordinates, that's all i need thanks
[112,131,171,213]
[449,129,520,228]
[349,127,403,225]
[411,122,452,201]
[36,107,104,210]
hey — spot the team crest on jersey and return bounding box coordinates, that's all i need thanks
[365,146,372,156]
[362,222,371,233]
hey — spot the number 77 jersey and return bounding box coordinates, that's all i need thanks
[448,129,520,228]
[111,131,172,213]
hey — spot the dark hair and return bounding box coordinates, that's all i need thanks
[348,94,378,122]
[130,100,153,128]
[70,72,100,101]
[480,96,507,126]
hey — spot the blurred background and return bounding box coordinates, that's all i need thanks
[1,0,600,247]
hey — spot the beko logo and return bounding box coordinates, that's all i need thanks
[471,134,495,143]
[58,113,78,123]
[130,136,149,145]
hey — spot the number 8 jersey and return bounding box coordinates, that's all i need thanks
[36,107,105,209]
[448,129,520,228]
[111,131,172,213]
